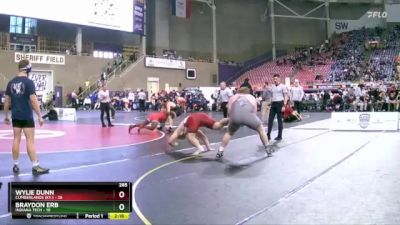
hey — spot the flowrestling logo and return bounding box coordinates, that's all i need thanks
[367,11,387,19]
[359,114,371,129]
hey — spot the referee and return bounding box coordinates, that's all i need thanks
[98,84,113,127]
[267,74,288,141]
[218,81,233,118]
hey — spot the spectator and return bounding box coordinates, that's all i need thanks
[100,72,106,82]
[290,80,305,114]
[106,63,112,74]
[240,78,253,96]
[85,79,90,88]
[42,105,58,121]
[211,90,219,111]
[138,89,146,112]
[260,81,272,124]
[83,97,92,110]
[71,90,78,109]
[128,90,135,110]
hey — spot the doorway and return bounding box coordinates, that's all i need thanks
[147,77,159,97]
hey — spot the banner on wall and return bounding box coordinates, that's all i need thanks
[28,70,54,97]
[331,112,399,131]
[54,108,76,121]
[10,33,37,45]
[15,52,65,65]
[328,9,384,37]
[145,57,186,70]
[172,0,190,18]
[133,0,144,35]
[385,4,400,22]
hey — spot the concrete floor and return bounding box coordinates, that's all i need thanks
[0,111,399,225]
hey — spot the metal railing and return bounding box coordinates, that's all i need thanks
[108,55,144,80]
[0,47,92,56]
[77,55,144,99]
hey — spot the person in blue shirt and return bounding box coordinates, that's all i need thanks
[3,59,50,175]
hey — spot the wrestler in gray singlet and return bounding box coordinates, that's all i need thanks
[228,95,262,134]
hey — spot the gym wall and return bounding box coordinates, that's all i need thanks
[147,0,376,62]
[0,50,111,95]
[107,61,218,91]
[37,20,141,46]
[0,15,141,52]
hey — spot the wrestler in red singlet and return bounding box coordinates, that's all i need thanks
[283,105,293,120]
[147,111,168,123]
[128,110,174,134]
[168,112,229,156]
[184,112,216,133]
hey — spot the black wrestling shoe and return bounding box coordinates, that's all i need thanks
[216,151,224,159]
[108,124,114,127]
[128,125,136,134]
[274,136,282,141]
[265,145,273,157]
[13,165,19,174]
[32,166,50,175]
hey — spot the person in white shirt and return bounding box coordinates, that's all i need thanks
[211,90,220,111]
[128,91,135,103]
[379,82,387,93]
[71,90,78,109]
[97,84,113,127]
[138,89,147,112]
[290,79,305,114]
[128,91,135,110]
[267,74,288,141]
[83,97,91,110]
[354,85,363,99]
[218,81,233,118]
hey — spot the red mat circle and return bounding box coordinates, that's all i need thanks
[0,124,162,153]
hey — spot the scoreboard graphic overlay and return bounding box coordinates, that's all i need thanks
[9,182,131,220]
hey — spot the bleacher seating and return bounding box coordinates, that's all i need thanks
[368,47,399,81]
[293,62,333,84]
[235,60,294,90]
[233,27,400,88]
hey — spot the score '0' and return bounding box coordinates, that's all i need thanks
[119,191,125,198]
